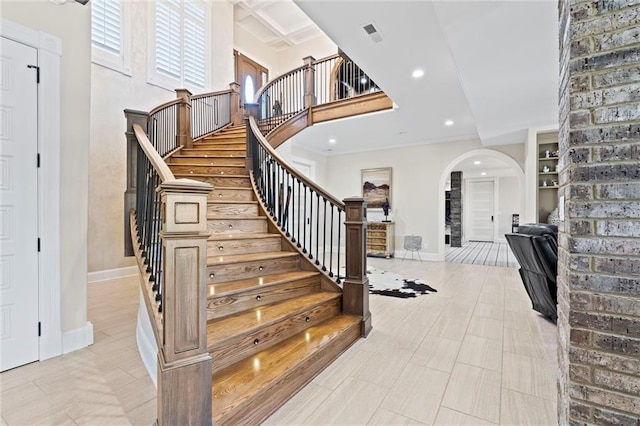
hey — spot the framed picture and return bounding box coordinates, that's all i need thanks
[362,167,392,209]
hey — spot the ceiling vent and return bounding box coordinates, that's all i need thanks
[363,23,383,43]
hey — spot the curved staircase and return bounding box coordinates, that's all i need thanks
[167,125,361,424]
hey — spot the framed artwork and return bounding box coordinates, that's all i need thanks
[361,167,392,209]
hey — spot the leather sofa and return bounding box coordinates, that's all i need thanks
[505,224,558,321]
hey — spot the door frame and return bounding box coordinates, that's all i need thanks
[234,49,268,104]
[1,19,62,361]
[464,177,497,243]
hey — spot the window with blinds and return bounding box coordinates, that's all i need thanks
[91,0,130,74]
[154,0,207,89]
[91,0,121,54]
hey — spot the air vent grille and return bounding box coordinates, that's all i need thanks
[363,23,383,43]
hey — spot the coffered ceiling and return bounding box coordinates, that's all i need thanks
[231,0,325,51]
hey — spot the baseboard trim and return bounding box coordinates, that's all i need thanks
[392,250,439,262]
[88,266,137,283]
[136,288,158,387]
[62,321,94,354]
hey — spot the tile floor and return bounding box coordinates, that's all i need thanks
[0,259,559,425]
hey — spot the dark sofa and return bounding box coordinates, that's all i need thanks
[505,224,558,321]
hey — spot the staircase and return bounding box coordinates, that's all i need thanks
[166,125,361,424]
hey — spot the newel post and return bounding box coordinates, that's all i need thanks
[303,55,316,109]
[243,105,259,172]
[156,179,213,425]
[175,88,193,148]
[342,197,372,337]
[229,82,243,126]
[124,109,149,257]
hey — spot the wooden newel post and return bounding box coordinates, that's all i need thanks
[175,88,193,149]
[243,105,259,172]
[303,55,316,109]
[157,179,213,425]
[229,82,243,126]
[342,197,372,337]
[124,109,149,257]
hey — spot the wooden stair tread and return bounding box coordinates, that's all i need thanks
[206,291,341,346]
[207,215,265,220]
[208,200,258,205]
[208,270,319,297]
[211,315,360,423]
[170,154,244,159]
[174,173,248,179]
[208,233,278,241]
[207,251,298,265]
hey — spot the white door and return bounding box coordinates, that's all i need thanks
[467,180,494,242]
[0,37,39,371]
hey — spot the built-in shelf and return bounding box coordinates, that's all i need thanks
[537,131,560,223]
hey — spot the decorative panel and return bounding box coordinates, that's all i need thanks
[173,246,200,353]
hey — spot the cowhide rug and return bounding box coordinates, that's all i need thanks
[366,267,437,298]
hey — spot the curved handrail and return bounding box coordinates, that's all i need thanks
[133,123,175,182]
[191,88,231,101]
[311,53,339,65]
[249,117,344,208]
[149,98,181,116]
[254,63,307,105]
[191,90,232,139]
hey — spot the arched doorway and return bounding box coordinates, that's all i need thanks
[437,149,525,262]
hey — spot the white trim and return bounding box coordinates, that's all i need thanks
[62,322,94,354]
[88,265,137,283]
[437,149,525,262]
[136,288,158,386]
[393,250,439,262]
[1,19,63,361]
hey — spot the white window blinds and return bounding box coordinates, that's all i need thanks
[155,0,207,89]
[91,0,121,54]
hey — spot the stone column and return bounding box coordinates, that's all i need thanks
[156,179,213,425]
[343,197,372,337]
[450,171,463,247]
[558,1,640,424]
[123,109,149,257]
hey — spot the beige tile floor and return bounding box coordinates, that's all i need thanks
[0,259,559,425]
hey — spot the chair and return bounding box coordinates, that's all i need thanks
[505,224,558,321]
[402,235,422,262]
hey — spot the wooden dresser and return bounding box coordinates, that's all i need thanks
[366,222,395,258]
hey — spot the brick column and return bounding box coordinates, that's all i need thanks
[450,171,463,247]
[558,1,640,424]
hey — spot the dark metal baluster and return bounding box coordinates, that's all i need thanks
[322,198,327,271]
[329,205,334,277]
[315,193,320,265]
[336,210,342,283]
[296,179,301,247]
[302,186,307,254]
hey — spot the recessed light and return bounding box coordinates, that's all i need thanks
[481,172,487,176]
[474,161,481,165]
[412,69,424,78]
[445,120,454,126]
[328,138,336,144]
[360,77,368,84]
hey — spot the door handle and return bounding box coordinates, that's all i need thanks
[491,215,494,222]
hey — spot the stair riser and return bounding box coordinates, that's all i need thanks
[169,157,245,166]
[203,136,246,142]
[206,236,281,257]
[215,321,360,425]
[207,203,258,216]
[191,146,247,152]
[170,165,246,175]
[208,189,254,201]
[195,142,246,149]
[181,176,251,188]
[207,256,300,284]
[206,276,321,321]
[209,297,341,374]
[208,218,267,234]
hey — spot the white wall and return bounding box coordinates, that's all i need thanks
[88,1,235,274]
[497,176,520,239]
[320,139,524,257]
[234,25,280,76]
[1,1,91,332]
[276,35,337,74]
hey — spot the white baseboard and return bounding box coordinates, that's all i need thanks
[136,288,158,387]
[88,266,137,283]
[62,321,93,354]
[392,250,439,262]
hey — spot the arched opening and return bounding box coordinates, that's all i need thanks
[244,74,255,103]
[437,149,525,263]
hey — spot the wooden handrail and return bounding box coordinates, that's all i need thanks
[312,53,339,64]
[133,123,175,182]
[191,88,232,101]
[253,63,308,105]
[149,98,181,117]
[248,116,345,209]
